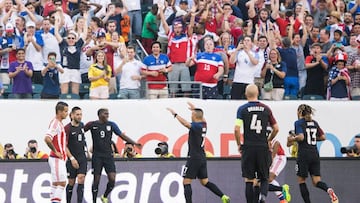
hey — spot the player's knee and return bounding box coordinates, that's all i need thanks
[77,175,86,184]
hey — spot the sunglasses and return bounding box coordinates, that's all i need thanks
[67,37,75,40]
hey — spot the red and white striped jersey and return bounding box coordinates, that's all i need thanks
[167,31,193,63]
[46,118,67,160]
[271,139,285,156]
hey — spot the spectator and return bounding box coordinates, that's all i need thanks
[123,0,142,43]
[186,37,224,99]
[141,4,159,55]
[40,17,61,65]
[21,2,44,28]
[122,142,142,158]
[327,52,351,100]
[72,1,102,25]
[102,2,123,35]
[3,143,22,159]
[253,34,269,95]
[304,43,328,98]
[90,0,111,19]
[120,10,131,44]
[157,0,174,54]
[229,36,259,99]
[54,12,87,95]
[8,48,33,99]
[52,0,74,31]
[24,21,44,85]
[89,16,105,38]
[346,44,360,98]
[319,29,332,53]
[141,41,172,99]
[0,22,24,85]
[24,139,49,159]
[88,50,112,99]
[344,34,359,56]
[311,0,330,27]
[41,52,64,99]
[79,29,94,84]
[2,0,19,27]
[116,45,144,99]
[105,20,125,43]
[261,48,287,100]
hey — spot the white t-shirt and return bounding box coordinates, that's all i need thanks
[233,50,258,84]
[25,36,44,71]
[119,59,144,89]
[41,31,61,63]
[79,40,95,74]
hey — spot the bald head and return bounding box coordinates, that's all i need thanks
[245,84,259,100]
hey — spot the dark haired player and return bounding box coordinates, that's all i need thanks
[84,108,141,203]
[167,102,230,203]
[287,104,338,203]
[65,106,87,203]
[234,84,279,203]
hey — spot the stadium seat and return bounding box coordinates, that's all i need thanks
[352,95,360,100]
[82,93,89,99]
[32,93,41,99]
[302,94,324,100]
[79,83,90,94]
[283,95,298,100]
[59,93,80,99]
[3,84,12,97]
[7,93,15,99]
[31,84,43,94]
[0,95,3,99]
[109,93,120,99]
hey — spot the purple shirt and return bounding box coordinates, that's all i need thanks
[8,61,33,94]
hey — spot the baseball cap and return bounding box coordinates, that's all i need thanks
[26,21,36,28]
[175,9,187,18]
[5,23,14,32]
[311,42,322,48]
[96,31,106,38]
[179,0,188,4]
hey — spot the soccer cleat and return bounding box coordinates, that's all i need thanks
[282,184,291,202]
[327,188,339,203]
[221,194,230,203]
[100,195,108,203]
[279,200,288,203]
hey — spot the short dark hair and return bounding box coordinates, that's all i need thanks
[97,108,108,116]
[56,101,68,114]
[355,135,360,139]
[151,41,161,49]
[71,106,81,113]
[4,143,13,148]
[127,45,135,51]
[48,52,56,58]
[16,48,25,53]
[28,139,37,144]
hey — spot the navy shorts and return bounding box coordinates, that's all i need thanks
[182,158,208,179]
[92,155,116,175]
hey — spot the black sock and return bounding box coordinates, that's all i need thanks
[204,182,224,197]
[245,182,254,203]
[66,184,73,203]
[77,184,84,203]
[184,184,192,203]
[259,179,268,197]
[103,182,114,197]
[92,185,98,203]
[254,186,260,203]
[316,181,329,192]
[299,183,311,203]
[268,184,283,191]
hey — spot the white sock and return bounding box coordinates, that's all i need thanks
[270,180,283,198]
[52,185,64,203]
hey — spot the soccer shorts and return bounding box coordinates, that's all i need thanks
[48,157,67,182]
[270,155,287,176]
[182,158,208,179]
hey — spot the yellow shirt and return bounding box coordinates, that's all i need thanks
[88,64,112,89]
[105,33,125,43]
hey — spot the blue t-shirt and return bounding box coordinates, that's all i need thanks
[278,47,298,77]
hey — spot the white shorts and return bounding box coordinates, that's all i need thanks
[89,85,109,99]
[48,157,67,183]
[59,68,81,84]
[270,155,286,176]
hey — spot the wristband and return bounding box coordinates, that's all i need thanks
[70,156,75,160]
[223,75,228,78]
[174,113,178,118]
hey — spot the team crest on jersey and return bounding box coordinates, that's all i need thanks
[106,125,111,131]
[212,56,216,60]
[160,60,164,64]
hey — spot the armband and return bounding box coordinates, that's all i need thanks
[70,156,75,160]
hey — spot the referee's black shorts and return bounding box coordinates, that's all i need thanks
[66,158,87,179]
[241,146,271,180]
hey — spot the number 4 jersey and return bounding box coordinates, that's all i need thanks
[236,101,277,147]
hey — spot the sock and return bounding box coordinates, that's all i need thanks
[52,185,64,203]
[66,184,73,203]
[204,182,224,197]
[77,184,84,203]
[245,182,254,203]
[92,185,98,203]
[103,181,115,197]
[269,180,284,200]
[254,185,260,203]
[184,184,192,203]
[50,185,57,202]
[299,183,311,203]
[316,181,329,192]
[259,179,268,198]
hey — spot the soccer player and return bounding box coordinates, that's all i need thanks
[167,102,230,203]
[65,106,88,203]
[234,84,279,203]
[84,108,141,203]
[44,101,69,203]
[287,104,339,203]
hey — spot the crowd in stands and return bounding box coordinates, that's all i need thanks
[0,0,359,100]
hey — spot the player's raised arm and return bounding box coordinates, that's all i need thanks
[167,107,191,129]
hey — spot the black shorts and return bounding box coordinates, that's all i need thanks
[182,158,207,179]
[296,151,321,178]
[241,146,271,180]
[92,155,116,175]
[66,158,88,179]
